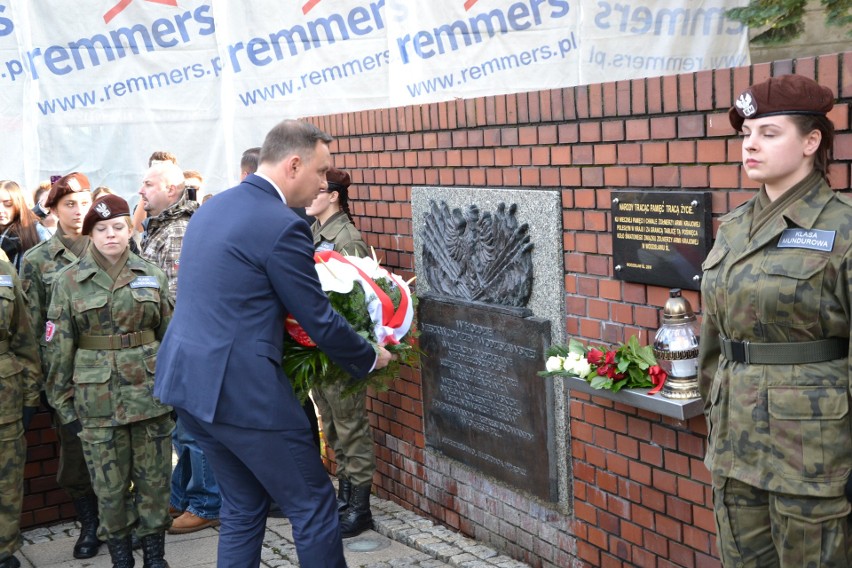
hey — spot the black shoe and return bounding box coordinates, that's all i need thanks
[107,536,135,568]
[336,477,352,512]
[268,501,286,518]
[0,556,21,568]
[141,532,170,568]
[72,493,103,559]
[339,484,373,538]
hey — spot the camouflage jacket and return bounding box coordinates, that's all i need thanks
[20,233,88,375]
[46,250,173,428]
[139,196,198,300]
[698,175,852,497]
[311,211,369,257]
[0,260,43,423]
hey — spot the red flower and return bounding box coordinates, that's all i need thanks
[285,315,316,347]
[594,350,624,380]
[587,348,604,365]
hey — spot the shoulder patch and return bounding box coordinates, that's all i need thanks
[0,275,13,288]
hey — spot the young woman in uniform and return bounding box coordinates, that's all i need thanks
[304,167,375,538]
[699,74,852,566]
[46,194,174,568]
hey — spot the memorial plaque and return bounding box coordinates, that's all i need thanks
[611,190,712,291]
[420,295,556,502]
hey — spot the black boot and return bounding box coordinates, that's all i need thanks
[106,536,135,568]
[336,477,352,512]
[0,556,21,568]
[141,532,170,568]
[339,484,372,538]
[73,493,103,559]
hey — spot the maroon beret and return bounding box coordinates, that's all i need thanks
[45,172,91,208]
[82,194,130,235]
[729,74,834,132]
[326,167,351,191]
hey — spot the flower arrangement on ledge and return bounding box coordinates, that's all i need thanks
[539,336,667,394]
[283,250,420,402]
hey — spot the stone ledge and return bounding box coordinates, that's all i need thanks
[563,376,704,420]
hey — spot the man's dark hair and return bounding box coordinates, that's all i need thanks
[240,147,261,175]
[148,150,177,167]
[259,120,332,166]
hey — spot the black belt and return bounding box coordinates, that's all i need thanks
[720,336,848,365]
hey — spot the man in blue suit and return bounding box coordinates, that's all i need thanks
[154,119,391,567]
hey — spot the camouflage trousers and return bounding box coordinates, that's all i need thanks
[80,414,174,540]
[312,383,375,487]
[0,421,24,560]
[713,476,852,567]
[53,410,94,499]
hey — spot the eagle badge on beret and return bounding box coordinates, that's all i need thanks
[736,92,756,117]
[94,201,111,218]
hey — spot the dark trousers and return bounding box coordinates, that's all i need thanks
[176,409,345,568]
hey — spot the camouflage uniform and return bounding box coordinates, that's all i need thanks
[0,261,43,562]
[310,211,374,487]
[139,196,198,300]
[46,249,174,540]
[20,234,94,499]
[698,173,852,566]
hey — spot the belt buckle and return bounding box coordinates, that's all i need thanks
[120,334,132,349]
[730,340,750,364]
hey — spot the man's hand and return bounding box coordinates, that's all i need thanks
[374,344,394,370]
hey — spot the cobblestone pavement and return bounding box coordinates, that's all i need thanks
[20,495,531,567]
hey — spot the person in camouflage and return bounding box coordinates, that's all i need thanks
[698,75,852,566]
[0,259,42,568]
[138,161,198,300]
[46,194,174,568]
[305,167,375,538]
[19,172,102,560]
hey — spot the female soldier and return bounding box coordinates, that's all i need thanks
[0,258,42,568]
[0,180,51,270]
[304,167,374,538]
[46,195,174,568]
[698,74,852,566]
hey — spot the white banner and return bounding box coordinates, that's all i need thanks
[0,0,748,202]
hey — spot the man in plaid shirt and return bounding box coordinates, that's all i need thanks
[138,161,221,535]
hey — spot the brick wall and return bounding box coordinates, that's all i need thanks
[312,51,852,567]
[23,51,852,567]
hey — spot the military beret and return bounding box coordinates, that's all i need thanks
[82,194,130,235]
[326,167,351,192]
[44,172,91,208]
[729,74,834,132]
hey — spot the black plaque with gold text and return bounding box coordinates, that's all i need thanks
[611,190,712,290]
[419,295,556,502]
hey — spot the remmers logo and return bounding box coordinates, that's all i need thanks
[104,0,179,24]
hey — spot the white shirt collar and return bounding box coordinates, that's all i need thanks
[254,172,287,205]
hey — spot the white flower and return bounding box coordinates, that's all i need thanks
[314,258,358,293]
[566,358,592,377]
[545,356,565,372]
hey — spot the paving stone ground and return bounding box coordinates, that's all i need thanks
[18,490,531,567]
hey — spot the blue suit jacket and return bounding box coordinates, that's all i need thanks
[154,175,375,430]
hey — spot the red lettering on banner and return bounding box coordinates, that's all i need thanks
[103,0,179,25]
